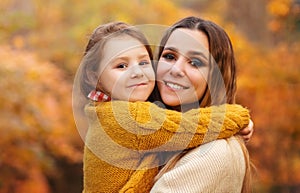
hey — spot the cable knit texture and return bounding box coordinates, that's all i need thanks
[83,101,249,193]
[150,137,246,193]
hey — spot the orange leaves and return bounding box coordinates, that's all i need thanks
[14,168,50,193]
[12,35,26,49]
[0,46,83,192]
[268,19,282,32]
[0,0,299,192]
[235,40,300,190]
[266,0,295,33]
[267,0,291,17]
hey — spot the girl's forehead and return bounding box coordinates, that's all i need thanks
[104,35,144,53]
[98,35,149,70]
[101,36,146,60]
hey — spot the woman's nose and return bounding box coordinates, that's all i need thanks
[170,58,185,77]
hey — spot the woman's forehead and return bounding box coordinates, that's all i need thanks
[165,29,209,55]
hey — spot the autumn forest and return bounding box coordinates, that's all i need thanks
[0,0,299,192]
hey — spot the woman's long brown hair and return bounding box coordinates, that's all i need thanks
[154,16,253,193]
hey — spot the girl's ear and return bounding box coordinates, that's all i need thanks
[86,70,99,90]
[87,70,98,83]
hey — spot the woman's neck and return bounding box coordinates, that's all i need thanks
[171,102,201,112]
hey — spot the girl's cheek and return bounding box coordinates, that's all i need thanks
[143,67,155,79]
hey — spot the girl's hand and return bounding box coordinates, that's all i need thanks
[239,119,254,143]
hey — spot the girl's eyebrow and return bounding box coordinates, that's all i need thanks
[137,53,150,59]
[110,53,149,63]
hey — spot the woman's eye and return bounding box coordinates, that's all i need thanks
[190,58,205,67]
[162,53,175,60]
[116,63,127,68]
[139,60,150,66]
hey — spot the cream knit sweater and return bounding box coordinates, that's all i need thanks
[151,137,246,193]
[83,101,249,193]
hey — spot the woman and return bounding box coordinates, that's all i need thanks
[150,16,252,192]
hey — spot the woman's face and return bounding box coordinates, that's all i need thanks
[98,35,155,102]
[157,28,210,108]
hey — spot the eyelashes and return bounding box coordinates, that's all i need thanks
[189,58,206,67]
[115,60,151,69]
[162,53,175,60]
[116,63,127,68]
[161,51,206,68]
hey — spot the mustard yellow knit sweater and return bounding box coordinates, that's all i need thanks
[83,101,250,193]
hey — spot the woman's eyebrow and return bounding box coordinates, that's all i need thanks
[164,47,178,52]
[188,50,209,60]
[164,47,209,60]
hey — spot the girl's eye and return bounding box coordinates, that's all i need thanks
[190,58,205,67]
[139,60,150,66]
[162,53,175,60]
[116,63,127,68]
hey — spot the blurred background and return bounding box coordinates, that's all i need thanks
[0,0,299,192]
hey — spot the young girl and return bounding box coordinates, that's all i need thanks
[78,22,251,192]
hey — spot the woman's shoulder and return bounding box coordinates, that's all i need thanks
[178,136,244,166]
[151,137,246,193]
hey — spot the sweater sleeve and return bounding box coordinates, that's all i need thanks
[85,101,249,152]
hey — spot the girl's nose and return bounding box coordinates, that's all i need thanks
[131,65,144,78]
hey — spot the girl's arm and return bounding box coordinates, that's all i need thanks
[85,101,250,152]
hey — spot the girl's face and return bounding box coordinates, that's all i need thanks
[98,35,155,102]
[157,28,210,108]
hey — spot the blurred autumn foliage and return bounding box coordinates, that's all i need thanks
[0,46,83,193]
[0,0,299,192]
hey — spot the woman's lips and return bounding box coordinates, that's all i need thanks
[163,81,188,90]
